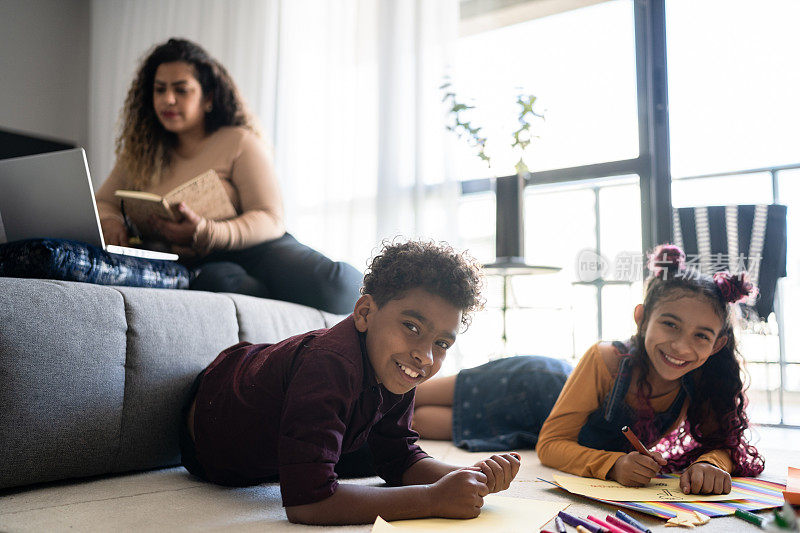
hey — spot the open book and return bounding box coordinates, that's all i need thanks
[115,169,236,238]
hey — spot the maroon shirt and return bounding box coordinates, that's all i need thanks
[192,315,429,507]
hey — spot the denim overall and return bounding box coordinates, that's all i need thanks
[578,341,695,451]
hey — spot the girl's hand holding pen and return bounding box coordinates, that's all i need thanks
[608,450,667,487]
[610,425,667,487]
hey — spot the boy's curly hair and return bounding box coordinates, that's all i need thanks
[361,239,485,329]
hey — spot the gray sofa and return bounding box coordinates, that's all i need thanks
[0,277,342,491]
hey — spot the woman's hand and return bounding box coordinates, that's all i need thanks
[472,453,521,493]
[150,202,203,245]
[680,462,732,494]
[427,467,489,519]
[608,451,667,487]
[100,217,129,246]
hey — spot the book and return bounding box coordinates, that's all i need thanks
[114,169,236,238]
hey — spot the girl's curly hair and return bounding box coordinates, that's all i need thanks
[630,244,764,476]
[115,38,258,189]
[361,239,485,330]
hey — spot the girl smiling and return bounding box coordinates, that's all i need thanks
[536,244,764,493]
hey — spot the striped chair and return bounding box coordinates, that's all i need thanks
[672,204,788,416]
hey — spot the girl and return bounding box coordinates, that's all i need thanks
[95,38,361,314]
[414,244,764,494]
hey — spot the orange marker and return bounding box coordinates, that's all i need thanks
[621,426,654,458]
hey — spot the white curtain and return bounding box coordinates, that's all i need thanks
[89,0,459,266]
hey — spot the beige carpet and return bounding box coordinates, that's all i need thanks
[0,428,796,532]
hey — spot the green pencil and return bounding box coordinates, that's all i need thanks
[734,509,764,528]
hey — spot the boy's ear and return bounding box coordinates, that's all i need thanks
[353,294,375,333]
[633,304,645,328]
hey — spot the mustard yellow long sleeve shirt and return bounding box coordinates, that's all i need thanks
[536,343,733,479]
[96,126,285,254]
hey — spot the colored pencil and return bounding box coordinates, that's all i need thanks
[606,514,641,533]
[735,508,765,528]
[588,514,628,533]
[558,511,608,533]
[615,510,652,533]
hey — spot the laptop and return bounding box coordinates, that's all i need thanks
[0,148,179,261]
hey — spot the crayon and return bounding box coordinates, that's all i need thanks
[621,426,654,458]
[773,508,789,529]
[606,514,641,533]
[780,502,799,528]
[588,514,628,533]
[554,516,568,533]
[615,510,652,533]
[734,508,765,528]
[558,511,609,533]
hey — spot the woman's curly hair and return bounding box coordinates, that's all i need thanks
[629,244,764,476]
[361,239,485,330]
[115,38,258,189]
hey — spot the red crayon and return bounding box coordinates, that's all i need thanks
[621,426,656,459]
[588,515,629,533]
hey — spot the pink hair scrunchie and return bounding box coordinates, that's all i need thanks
[647,244,686,278]
[713,271,755,303]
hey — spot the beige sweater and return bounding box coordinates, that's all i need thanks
[96,126,284,254]
[536,343,733,479]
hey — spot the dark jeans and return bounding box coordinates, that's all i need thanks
[185,233,362,315]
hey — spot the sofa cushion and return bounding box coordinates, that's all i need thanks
[0,277,340,490]
[0,238,190,289]
[0,279,128,489]
[112,288,241,473]
[228,293,335,344]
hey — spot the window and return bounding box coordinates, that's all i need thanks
[453,0,800,427]
[450,0,638,181]
[667,0,800,426]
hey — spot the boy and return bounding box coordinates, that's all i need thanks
[180,240,521,525]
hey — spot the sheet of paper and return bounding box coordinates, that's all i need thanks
[553,473,749,502]
[371,495,568,532]
[784,466,800,505]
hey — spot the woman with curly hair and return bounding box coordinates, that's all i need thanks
[95,38,361,313]
[415,244,764,494]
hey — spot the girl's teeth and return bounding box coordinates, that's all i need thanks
[664,353,687,366]
[397,362,420,378]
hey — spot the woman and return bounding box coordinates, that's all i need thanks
[96,38,361,314]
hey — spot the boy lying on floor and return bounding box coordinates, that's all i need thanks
[179,240,521,525]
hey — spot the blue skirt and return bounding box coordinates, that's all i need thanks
[451,355,572,451]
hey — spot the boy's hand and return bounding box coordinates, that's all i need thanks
[428,467,489,519]
[472,453,521,493]
[608,450,666,487]
[680,462,732,494]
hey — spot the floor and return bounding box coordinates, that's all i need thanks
[0,427,797,532]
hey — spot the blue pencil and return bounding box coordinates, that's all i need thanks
[615,510,652,533]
